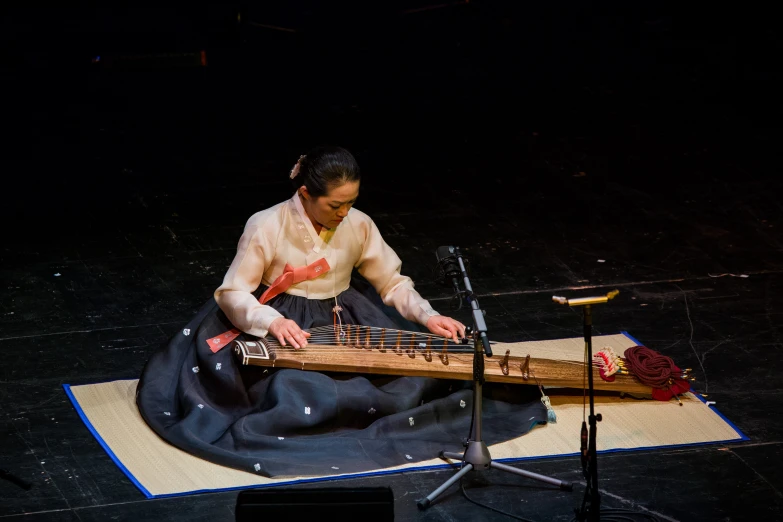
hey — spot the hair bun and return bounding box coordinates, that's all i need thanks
[290,146,360,197]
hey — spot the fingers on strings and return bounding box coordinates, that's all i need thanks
[439,324,461,342]
[281,330,309,349]
[448,321,467,341]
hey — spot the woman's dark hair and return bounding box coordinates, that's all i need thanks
[290,146,361,198]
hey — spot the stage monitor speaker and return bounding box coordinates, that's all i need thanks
[235,487,394,521]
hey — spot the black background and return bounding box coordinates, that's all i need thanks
[1,3,781,520]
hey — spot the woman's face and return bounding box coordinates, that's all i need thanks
[300,180,360,230]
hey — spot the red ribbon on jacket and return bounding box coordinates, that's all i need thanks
[206,258,331,353]
[258,258,331,304]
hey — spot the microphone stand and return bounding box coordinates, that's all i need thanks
[418,248,572,511]
[552,290,619,522]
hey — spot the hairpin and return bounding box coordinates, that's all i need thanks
[289,155,306,179]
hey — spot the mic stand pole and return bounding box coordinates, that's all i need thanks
[552,290,619,522]
[455,247,492,358]
[418,249,572,511]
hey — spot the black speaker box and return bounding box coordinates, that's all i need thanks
[235,487,394,520]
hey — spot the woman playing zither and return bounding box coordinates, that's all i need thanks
[136,146,547,478]
[213,146,466,351]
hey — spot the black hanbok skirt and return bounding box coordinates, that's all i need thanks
[136,275,546,477]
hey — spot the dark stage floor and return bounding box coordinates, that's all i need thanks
[2,4,782,521]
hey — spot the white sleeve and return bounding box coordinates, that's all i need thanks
[355,218,439,326]
[214,222,283,337]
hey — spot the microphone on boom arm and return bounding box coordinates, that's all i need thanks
[436,245,462,298]
[435,246,492,357]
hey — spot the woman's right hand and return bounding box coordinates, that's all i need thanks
[268,318,311,349]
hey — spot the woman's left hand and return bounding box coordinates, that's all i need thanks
[426,315,467,343]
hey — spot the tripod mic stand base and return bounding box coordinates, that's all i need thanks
[416,462,474,510]
[416,441,573,510]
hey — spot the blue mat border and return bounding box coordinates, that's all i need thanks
[63,332,750,500]
[63,382,154,498]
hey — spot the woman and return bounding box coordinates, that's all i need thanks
[137,146,546,478]
[214,145,465,351]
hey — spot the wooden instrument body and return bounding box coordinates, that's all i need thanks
[232,331,653,395]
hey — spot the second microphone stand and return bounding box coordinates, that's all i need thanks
[552,290,619,522]
[418,247,572,510]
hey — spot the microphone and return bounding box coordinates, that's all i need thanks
[435,246,461,296]
[434,246,492,357]
[552,290,619,307]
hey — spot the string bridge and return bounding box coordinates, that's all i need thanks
[499,349,510,376]
[520,354,531,380]
[233,325,667,397]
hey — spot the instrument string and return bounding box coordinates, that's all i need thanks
[250,325,635,373]
[258,350,608,369]
[623,346,686,389]
[292,342,602,364]
[248,344,624,376]
[260,347,619,367]
[263,345,478,355]
[268,348,483,361]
